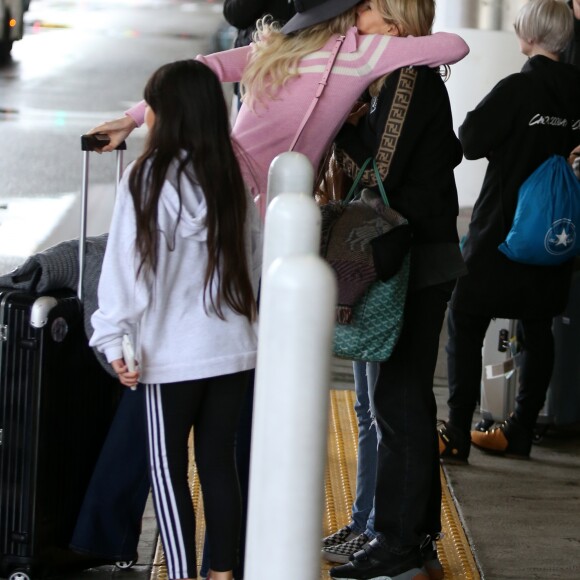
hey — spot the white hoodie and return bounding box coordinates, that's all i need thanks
[90,159,262,385]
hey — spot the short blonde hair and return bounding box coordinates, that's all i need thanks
[514,0,573,54]
[369,0,439,96]
[374,0,435,37]
[241,8,357,109]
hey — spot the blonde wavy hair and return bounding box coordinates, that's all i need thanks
[368,0,447,96]
[241,9,358,109]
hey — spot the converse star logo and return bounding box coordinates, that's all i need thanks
[545,219,576,256]
[554,228,572,247]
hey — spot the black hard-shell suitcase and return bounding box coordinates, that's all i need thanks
[0,136,125,580]
[546,266,580,426]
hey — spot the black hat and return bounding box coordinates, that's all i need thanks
[281,0,360,34]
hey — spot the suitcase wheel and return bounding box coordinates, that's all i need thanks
[115,557,137,570]
[9,571,32,580]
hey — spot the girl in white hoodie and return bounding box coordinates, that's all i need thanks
[90,60,262,580]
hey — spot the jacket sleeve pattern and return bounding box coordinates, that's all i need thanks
[336,68,418,188]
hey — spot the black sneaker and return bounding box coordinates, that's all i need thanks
[473,418,494,432]
[329,536,429,580]
[420,535,443,580]
[437,421,470,464]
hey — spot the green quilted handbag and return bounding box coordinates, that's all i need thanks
[333,255,409,362]
[321,157,411,362]
[321,69,417,361]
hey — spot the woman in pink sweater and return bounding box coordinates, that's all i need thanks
[91,0,468,217]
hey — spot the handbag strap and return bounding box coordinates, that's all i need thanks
[344,67,418,206]
[288,35,345,152]
[345,158,389,205]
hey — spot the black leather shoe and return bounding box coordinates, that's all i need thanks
[438,421,470,464]
[329,537,429,580]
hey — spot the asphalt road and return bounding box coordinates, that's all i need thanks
[0,0,230,274]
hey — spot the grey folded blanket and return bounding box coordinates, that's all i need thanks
[0,234,115,377]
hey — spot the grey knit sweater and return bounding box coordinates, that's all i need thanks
[0,234,114,377]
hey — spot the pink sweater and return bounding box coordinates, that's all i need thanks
[126,27,469,211]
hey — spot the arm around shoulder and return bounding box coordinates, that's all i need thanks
[386,32,469,70]
[195,46,252,83]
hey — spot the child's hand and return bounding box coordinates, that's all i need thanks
[111,359,140,389]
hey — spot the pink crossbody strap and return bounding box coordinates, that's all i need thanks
[288,35,345,152]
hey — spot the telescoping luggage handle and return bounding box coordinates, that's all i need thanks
[78,134,127,301]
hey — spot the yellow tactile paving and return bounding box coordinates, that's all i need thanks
[151,390,480,580]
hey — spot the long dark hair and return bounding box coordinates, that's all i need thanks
[128,59,256,322]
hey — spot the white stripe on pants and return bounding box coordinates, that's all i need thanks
[145,383,190,579]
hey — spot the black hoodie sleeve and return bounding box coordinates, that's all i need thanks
[459,75,523,160]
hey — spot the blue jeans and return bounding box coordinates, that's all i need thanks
[350,361,379,538]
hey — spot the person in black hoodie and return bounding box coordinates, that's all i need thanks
[439,0,580,463]
[565,0,580,166]
[562,0,580,67]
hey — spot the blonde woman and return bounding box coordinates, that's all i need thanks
[90,0,468,219]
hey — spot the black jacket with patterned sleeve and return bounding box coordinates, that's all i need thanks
[334,66,466,290]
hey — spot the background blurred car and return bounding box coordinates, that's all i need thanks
[0,0,29,62]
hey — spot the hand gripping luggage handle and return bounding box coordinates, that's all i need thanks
[78,134,127,301]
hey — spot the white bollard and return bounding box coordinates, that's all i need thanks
[262,192,321,277]
[267,151,315,206]
[244,254,337,580]
[244,150,337,579]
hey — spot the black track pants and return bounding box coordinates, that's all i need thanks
[145,372,249,579]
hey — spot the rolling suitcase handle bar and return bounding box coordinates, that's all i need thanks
[79,134,127,301]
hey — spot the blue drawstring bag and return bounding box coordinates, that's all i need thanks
[499,155,580,265]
